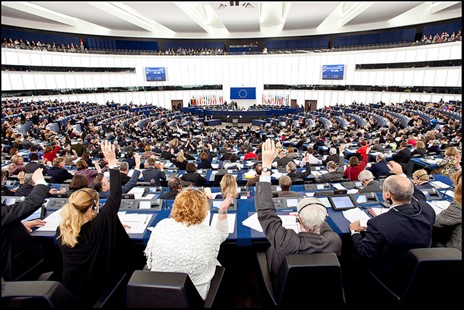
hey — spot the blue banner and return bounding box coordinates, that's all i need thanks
[230,87,256,100]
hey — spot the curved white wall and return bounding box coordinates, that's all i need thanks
[1,41,461,108]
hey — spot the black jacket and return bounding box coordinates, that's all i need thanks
[1,183,49,280]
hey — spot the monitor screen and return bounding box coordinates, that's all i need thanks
[286,198,299,208]
[330,196,356,210]
[322,64,345,80]
[356,195,368,204]
[145,67,166,81]
[212,200,222,208]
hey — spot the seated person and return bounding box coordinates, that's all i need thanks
[142,158,166,186]
[118,162,131,186]
[215,174,239,200]
[245,163,262,187]
[144,190,232,300]
[315,144,345,183]
[46,157,73,183]
[286,161,311,183]
[67,174,89,197]
[25,152,48,174]
[93,153,141,199]
[300,147,322,166]
[349,161,436,283]
[255,139,342,277]
[367,153,390,179]
[223,154,243,170]
[276,150,294,168]
[344,147,370,181]
[159,176,182,200]
[412,169,434,190]
[433,169,461,251]
[357,170,382,193]
[322,147,339,165]
[431,146,461,177]
[181,163,206,186]
[171,151,188,170]
[197,152,212,169]
[411,140,427,156]
[274,175,301,197]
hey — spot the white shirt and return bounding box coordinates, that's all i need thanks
[144,217,228,300]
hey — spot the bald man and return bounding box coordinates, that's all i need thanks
[349,161,435,283]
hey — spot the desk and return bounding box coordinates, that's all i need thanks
[406,157,440,175]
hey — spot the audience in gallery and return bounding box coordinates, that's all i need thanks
[432,169,462,251]
[55,141,143,306]
[144,188,232,300]
[349,161,436,283]
[255,139,342,277]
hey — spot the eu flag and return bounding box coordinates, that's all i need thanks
[230,87,256,100]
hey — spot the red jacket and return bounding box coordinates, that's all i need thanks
[43,146,60,163]
[344,155,368,181]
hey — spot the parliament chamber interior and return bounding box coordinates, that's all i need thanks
[1,2,462,309]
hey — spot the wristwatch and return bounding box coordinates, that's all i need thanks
[262,167,271,173]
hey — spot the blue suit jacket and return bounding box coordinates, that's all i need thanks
[367,160,390,179]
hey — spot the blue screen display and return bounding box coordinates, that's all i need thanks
[145,67,166,81]
[322,64,345,80]
[230,87,256,100]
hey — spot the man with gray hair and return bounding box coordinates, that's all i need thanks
[255,139,342,276]
[349,161,435,283]
[367,152,390,179]
[358,170,382,193]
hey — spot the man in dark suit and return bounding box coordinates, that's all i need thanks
[349,161,435,283]
[315,148,345,183]
[392,142,412,166]
[357,170,382,193]
[118,162,131,186]
[274,175,301,197]
[245,164,262,187]
[367,153,390,179]
[46,158,73,183]
[142,158,166,186]
[276,150,294,168]
[25,152,47,175]
[71,138,86,157]
[181,163,206,186]
[1,168,49,281]
[160,176,182,200]
[286,161,311,183]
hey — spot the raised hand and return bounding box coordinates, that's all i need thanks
[100,141,117,167]
[261,139,279,168]
[31,168,45,184]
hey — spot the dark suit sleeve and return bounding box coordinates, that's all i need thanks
[336,155,344,173]
[1,184,49,227]
[121,169,140,194]
[102,168,122,215]
[300,162,312,178]
[351,219,384,261]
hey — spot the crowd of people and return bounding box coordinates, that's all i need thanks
[1,97,462,306]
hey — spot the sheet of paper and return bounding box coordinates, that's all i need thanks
[35,209,63,231]
[427,200,451,215]
[127,187,146,199]
[430,181,452,189]
[118,212,152,234]
[305,192,315,197]
[211,163,219,169]
[242,212,263,232]
[342,208,371,227]
[272,172,283,179]
[210,213,236,233]
[347,189,358,194]
[368,207,390,217]
[332,183,346,190]
[279,214,299,233]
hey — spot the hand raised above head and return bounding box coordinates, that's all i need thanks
[100,141,117,167]
[32,168,44,184]
[261,139,279,167]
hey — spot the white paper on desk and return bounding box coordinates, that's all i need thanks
[279,214,299,233]
[242,212,263,232]
[305,192,315,197]
[35,209,63,231]
[211,192,221,199]
[430,181,451,189]
[347,189,358,194]
[342,208,371,228]
[368,207,390,217]
[118,212,152,234]
[211,163,219,169]
[127,187,146,199]
[163,163,174,168]
[272,172,283,179]
[332,183,346,190]
[428,200,451,215]
[210,213,235,233]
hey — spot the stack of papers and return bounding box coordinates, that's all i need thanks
[118,212,152,234]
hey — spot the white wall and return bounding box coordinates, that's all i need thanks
[2,42,461,108]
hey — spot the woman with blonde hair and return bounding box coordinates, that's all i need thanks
[217,173,239,199]
[172,150,188,170]
[55,141,142,306]
[433,169,462,251]
[432,146,461,177]
[144,189,232,300]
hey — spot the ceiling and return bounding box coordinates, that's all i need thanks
[1,2,462,39]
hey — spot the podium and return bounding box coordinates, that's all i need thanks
[232,119,239,127]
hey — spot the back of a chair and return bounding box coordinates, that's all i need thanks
[399,247,462,307]
[275,253,345,308]
[0,280,82,308]
[127,270,204,308]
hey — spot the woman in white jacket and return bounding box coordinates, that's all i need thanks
[145,189,232,299]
